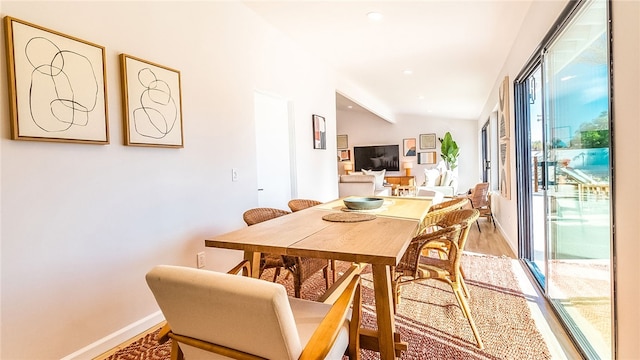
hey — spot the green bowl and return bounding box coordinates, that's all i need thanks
[343,197,384,210]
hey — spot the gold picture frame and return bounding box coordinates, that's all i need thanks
[4,16,109,144]
[120,54,184,148]
[419,133,436,149]
[337,134,348,149]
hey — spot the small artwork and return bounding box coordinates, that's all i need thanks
[419,133,436,149]
[418,152,437,165]
[338,149,351,161]
[120,54,183,147]
[337,134,348,149]
[499,140,511,199]
[313,114,326,149]
[499,76,510,140]
[4,16,109,144]
[403,138,416,156]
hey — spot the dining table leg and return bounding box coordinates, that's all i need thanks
[371,264,399,360]
[244,251,261,278]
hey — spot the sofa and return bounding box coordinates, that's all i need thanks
[420,165,459,197]
[338,174,391,197]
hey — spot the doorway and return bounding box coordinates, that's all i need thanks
[254,91,294,209]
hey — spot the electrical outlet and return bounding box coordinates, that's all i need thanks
[231,168,239,182]
[196,252,206,269]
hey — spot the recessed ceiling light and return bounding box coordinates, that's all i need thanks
[347,105,353,109]
[403,70,413,75]
[418,95,425,100]
[367,12,383,21]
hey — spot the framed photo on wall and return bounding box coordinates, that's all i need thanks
[313,114,326,149]
[4,16,109,144]
[418,151,437,164]
[403,138,416,156]
[419,133,436,149]
[120,54,184,147]
[338,149,350,161]
[337,134,348,149]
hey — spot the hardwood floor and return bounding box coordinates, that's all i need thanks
[464,217,516,258]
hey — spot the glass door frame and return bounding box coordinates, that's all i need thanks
[514,0,616,358]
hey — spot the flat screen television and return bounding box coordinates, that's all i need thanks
[353,145,400,171]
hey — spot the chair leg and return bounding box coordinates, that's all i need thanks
[294,275,302,298]
[272,267,280,282]
[460,274,470,298]
[476,220,481,232]
[323,266,330,289]
[452,284,484,349]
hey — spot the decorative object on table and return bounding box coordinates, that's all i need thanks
[322,212,377,222]
[499,75,510,140]
[419,133,437,149]
[343,162,354,175]
[120,54,183,148]
[312,114,326,149]
[418,151,437,165]
[337,134,348,149]
[343,197,384,210]
[438,132,459,170]
[403,138,416,156]
[338,149,351,161]
[402,161,413,176]
[4,16,109,144]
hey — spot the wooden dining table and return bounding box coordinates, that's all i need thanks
[205,196,432,360]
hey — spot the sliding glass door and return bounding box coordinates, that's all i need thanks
[515,0,613,358]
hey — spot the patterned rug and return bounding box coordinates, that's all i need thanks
[106,254,550,360]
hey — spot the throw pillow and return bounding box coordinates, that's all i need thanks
[440,170,453,186]
[424,168,441,187]
[362,169,386,190]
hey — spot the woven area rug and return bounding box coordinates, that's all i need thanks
[107,254,550,360]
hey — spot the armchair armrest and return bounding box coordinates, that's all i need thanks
[227,260,252,277]
[299,275,362,360]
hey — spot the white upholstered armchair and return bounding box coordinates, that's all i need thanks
[146,261,362,360]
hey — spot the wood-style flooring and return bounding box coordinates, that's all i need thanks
[463,218,516,258]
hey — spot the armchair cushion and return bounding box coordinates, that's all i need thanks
[147,265,358,360]
[339,174,390,197]
[362,169,386,190]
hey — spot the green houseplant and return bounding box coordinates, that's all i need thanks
[438,132,459,170]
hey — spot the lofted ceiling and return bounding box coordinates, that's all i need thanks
[244,1,534,121]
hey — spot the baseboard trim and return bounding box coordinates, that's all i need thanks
[61,311,164,360]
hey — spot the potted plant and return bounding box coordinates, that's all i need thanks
[438,132,459,170]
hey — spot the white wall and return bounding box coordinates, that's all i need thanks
[0,2,339,358]
[477,0,569,250]
[478,0,640,357]
[611,1,640,357]
[337,109,479,193]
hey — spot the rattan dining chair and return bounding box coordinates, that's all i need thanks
[287,199,323,212]
[418,197,469,234]
[393,209,483,349]
[466,182,495,232]
[242,207,332,298]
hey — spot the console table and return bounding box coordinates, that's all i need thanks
[384,176,415,196]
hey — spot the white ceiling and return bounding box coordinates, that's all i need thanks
[244,1,534,121]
